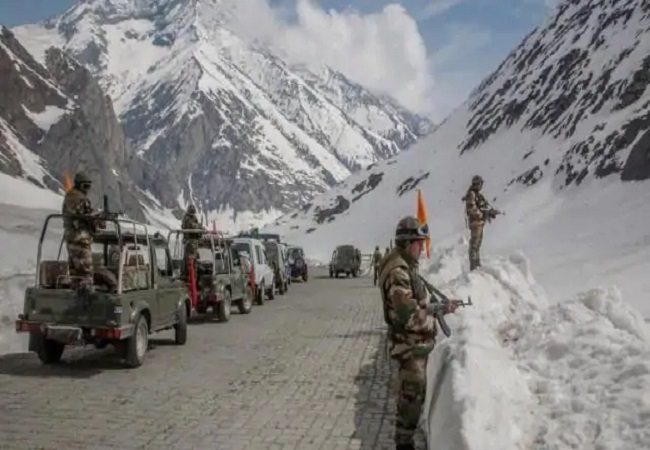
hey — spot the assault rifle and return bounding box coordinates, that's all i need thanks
[417,274,472,337]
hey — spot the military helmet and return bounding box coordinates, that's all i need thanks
[74,171,91,186]
[187,204,197,214]
[471,175,483,185]
[394,216,428,242]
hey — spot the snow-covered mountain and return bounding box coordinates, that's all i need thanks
[11,0,431,231]
[266,0,650,315]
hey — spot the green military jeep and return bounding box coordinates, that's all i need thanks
[169,230,254,321]
[15,216,190,368]
[329,245,362,278]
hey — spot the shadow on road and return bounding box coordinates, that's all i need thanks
[0,348,124,379]
[352,333,396,450]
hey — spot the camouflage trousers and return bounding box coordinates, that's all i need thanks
[66,242,117,290]
[394,355,428,446]
[468,221,484,271]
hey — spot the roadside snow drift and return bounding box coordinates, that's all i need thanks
[423,242,650,450]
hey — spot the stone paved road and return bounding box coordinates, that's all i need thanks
[0,268,426,450]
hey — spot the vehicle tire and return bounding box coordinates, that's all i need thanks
[218,289,232,322]
[174,303,188,345]
[329,269,333,278]
[256,282,266,305]
[267,282,275,300]
[124,313,149,368]
[238,285,254,314]
[36,336,64,364]
[278,279,286,295]
[284,280,289,293]
[302,272,308,282]
[353,270,359,278]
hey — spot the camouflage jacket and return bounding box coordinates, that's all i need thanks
[464,187,488,225]
[377,249,436,359]
[62,188,99,244]
[372,250,383,266]
[181,212,204,241]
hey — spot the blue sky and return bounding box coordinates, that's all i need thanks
[0,0,553,119]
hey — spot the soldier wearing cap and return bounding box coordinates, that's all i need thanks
[377,216,458,450]
[62,172,116,291]
[464,175,490,270]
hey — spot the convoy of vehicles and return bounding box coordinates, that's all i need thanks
[14,214,373,370]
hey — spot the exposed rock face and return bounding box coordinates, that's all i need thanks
[0,26,146,220]
[12,0,432,229]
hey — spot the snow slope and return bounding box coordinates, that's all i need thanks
[266,0,650,317]
[422,242,650,450]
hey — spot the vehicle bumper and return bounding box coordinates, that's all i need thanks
[16,320,134,344]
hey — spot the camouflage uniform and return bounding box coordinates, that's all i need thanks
[181,205,204,273]
[62,172,117,290]
[464,175,489,271]
[372,247,383,286]
[378,217,437,450]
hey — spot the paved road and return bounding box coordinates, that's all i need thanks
[0,268,425,450]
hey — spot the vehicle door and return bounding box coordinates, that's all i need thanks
[229,247,245,299]
[255,243,272,287]
[153,239,178,326]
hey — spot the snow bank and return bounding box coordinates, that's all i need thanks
[423,245,650,450]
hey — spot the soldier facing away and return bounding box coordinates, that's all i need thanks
[372,245,383,286]
[62,172,117,291]
[463,175,499,270]
[377,216,459,450]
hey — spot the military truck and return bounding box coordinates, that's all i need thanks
[329,245,362,278]
[15,215,189,368]
[169,230,253,321]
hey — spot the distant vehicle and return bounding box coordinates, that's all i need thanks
[232,237,275,304]
[287,245,308,282]
[15,215,188,368]
[329,245,362,278]
[168,230,254,321]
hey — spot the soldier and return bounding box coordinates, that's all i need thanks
[463,175,498,270]
[372,245,383,286]
[377,216,459,450]
[62,172,117,291]
[384,246,390,259]
[181,205,205,275]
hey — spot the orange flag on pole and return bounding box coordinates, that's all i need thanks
[64,172,73,192]
[416,189,431,259]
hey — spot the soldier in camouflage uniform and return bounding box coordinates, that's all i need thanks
[372,246,383,286]
[62,172,117,291]
[181,205,205,276]
[377,216,458,450]
[463,175,494,271]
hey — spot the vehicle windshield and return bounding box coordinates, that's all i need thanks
[288,247,303,259]
[337,245,355,257]
[264,243,278,260]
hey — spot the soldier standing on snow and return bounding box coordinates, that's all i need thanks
[377,216,459,450]
[372,245,383,286]
[62,172,117,291]
[463,175,499,270]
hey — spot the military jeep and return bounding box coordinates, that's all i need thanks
[169,230,253,321]
[329,245,362,278]
[263,240,289,295]
[15,216,190,368]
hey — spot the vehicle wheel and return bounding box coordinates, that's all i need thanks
[284,281,289,293]
[218,290,232,322]
[353,270,359,278]
[267,283,275,300]
[256,282,266,305]
[302,272,308,282]
[174,303,188,345]
[124,313,149,368]
[36,336,64,364]
[278,280,286,295]
[238,285,254,314]
[329,269,333,278]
